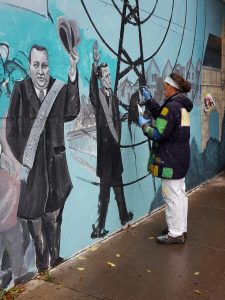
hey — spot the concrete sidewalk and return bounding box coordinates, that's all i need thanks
[17,173,225,300]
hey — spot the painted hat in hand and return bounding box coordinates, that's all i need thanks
[57,16,80,53]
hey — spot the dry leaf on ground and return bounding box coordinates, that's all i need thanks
[194,289,203,295]
[90,246,98,252]
[107,262,116,267]
[194,272,200,276]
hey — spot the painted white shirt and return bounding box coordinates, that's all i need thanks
[34,87,47,98]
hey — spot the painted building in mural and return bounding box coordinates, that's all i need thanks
[0,0,225,290]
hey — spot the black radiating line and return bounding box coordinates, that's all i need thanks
[138,0,159,25]
[76,173,150,187]
[192,0,207,103]
[172,0,187,71]
[68,128,144,145]
[120,139,148,148]
[143,0,175,63]
[111,0,122,16]
[80,0,129,65]
[186,0,198,80]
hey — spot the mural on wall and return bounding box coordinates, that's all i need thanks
[0,0,225,291]
[186,112,225,190]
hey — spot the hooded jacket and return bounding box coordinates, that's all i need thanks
[144,93,193,179]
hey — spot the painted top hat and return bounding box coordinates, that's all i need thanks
[57,16,80,53]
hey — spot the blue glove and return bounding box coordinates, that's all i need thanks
[137,115,151,127]
[140,87,152,101]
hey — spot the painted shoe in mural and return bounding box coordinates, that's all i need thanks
[0,270,12,289]
[121,212,134,226]
[161,227,187,239]
[91,225,109,239]
[14,271,36,285]
[156,234,185,244]
[51,256,64,269]
[37,266,49,274]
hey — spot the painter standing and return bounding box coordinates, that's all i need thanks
[137,73,192,244]
[6,45,80,272]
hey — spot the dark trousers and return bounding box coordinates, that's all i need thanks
[96,176,128,230]
[27,206,63,272]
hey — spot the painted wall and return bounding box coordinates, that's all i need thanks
[0,0,224,289]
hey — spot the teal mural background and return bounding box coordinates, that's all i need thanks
[0,0,224,285]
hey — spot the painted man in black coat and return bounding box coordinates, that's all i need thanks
[6,45,80,272]
[90,42,133,238]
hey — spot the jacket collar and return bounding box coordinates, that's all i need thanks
[164,92,180,104]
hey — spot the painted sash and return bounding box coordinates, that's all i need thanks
[18,79,65,183]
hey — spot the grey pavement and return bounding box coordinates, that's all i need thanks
[17,173,225,300]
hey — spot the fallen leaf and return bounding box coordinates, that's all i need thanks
[194,272,200,276]
[78,257,87,261]
[90,246,98,252]
[116,254,121,258]
[107,262,116,267]
[194,289,203,295]
[77,267,85,271]
[146,269,151,273]
[148,237,155,240]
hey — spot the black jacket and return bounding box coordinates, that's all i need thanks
[144,93,193,179]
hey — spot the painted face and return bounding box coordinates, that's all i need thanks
[29,48,50,90]
[100,66,111,90]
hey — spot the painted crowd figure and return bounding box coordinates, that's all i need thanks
[90,41,133,238]
[0,139,32,288]
[6,45,80,272]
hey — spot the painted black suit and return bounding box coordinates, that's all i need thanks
[90,64,132,237]
[6,75,80,270]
